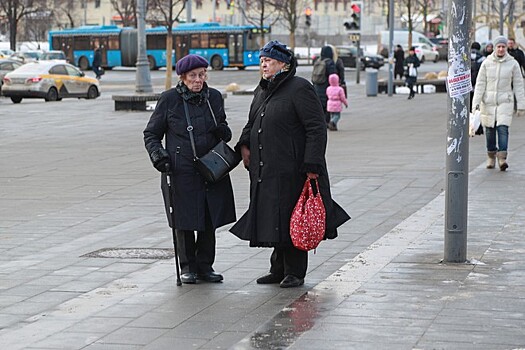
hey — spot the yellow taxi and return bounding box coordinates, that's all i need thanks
[2,60,100,104]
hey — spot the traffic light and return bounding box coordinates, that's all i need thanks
[344,1,362,31]
[305,7,312,27]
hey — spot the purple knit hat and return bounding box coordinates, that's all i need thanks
[175,54,209,75]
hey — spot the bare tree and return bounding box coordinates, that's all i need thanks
[23,8,52,43]
[0,0,47,50]
[273,0,302,49]
[49,0,77,29]
[110,0,137,27]
[239,0,280,45]
[148,0,186,90]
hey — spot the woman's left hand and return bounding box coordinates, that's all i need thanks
[307,172,319,179]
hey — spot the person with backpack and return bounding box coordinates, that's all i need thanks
[312,46,336,124]
[326,73,348,131]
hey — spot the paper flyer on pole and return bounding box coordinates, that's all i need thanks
[447,70,472,98]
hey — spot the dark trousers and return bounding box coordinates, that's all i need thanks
[269,246,308,279]
[175,209,216,274]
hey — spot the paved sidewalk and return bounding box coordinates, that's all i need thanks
[1,83,525,349]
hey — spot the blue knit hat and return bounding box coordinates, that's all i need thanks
[259,40,292,64]
[175,54,209,75]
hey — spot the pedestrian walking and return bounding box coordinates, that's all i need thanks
[326,73,348,131]
[507,38,525,76]
[143,54,236,284]
[472,36,525,171]
[230,40,350,288]
[404,46,420,100]
[394,45,405,80]
[470,41,484,105]
[92,47,103,80]
[483,42,494,58]
[311,45,337,124]
[329,44,347,97]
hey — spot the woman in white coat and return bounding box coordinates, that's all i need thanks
[473,35,525,171]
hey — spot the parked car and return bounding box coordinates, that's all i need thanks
[0,48,15,58]
[0,58,23,92]
[313,46,385,70]
[2,61,100,103]
[10,50,42,63]
[428,37,448,60]
[39,50,68,62]
[412,43,439,63]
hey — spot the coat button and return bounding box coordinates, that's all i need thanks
[259,161,264,166]
[258,128,262,133]
[257,178,262,183]
[259,144,263,150]
[261,112,265,117]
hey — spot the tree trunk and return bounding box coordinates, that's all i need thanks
[288,31,295,51]
[10,19,17,51]
[165,31,173,90]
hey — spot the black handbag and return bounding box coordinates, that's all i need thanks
[183,99,240,183]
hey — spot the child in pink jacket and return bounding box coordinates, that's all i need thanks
[326,73,348,131]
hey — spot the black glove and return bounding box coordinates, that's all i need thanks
[211,123,232,142]
[150,148,170,173]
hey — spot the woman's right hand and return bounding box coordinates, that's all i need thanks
[240,145,250,170]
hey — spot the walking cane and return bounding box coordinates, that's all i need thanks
[166,168,182,286]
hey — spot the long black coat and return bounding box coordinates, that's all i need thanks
[230,58,350,247]
[144,85,236,232]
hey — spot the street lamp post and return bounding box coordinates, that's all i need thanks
[444,0,472,263]
[135,0,153,93]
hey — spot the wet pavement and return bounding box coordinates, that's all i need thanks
[1,78,525,349]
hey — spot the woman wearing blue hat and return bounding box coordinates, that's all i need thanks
[230,40,350,288]
[144,54,236,284]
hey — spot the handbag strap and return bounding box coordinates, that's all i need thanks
[182,100,198,159]
[206,99,218,127]
[183,98,221,159]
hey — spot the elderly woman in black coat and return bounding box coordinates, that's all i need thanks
[231,41,350,288]
[144,54,236,284]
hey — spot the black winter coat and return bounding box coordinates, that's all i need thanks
[404,54,420,84]
[144,84,236,232]
[230,58,350,247]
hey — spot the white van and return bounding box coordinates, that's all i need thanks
[377,30,435,57]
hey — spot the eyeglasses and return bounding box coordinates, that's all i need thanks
[186,71,207,80]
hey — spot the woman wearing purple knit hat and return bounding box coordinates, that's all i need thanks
[144,54,236,284]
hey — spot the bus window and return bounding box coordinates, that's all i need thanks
[209,33,227,48]
[147,34,165,49]
[75,37,91,50]
[246,32,261,51]
[108,36,120,50]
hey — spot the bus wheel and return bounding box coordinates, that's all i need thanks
[79,56,89,70]
[211,56,224,70]
[148,56,157,70]
[11,97,22,104]
[238,66,246,70]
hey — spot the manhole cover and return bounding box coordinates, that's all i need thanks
[81,248,175,259]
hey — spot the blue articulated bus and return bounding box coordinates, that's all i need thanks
[49,23,269,71]
[146,22,269,70]
[48,25,137,70]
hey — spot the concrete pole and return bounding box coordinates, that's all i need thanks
[187,0,193,23]
[499,1,504,35]
[83,0,87,26]
[444,0,471,263]
[387,0,394,96]
[135,0,153,93]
